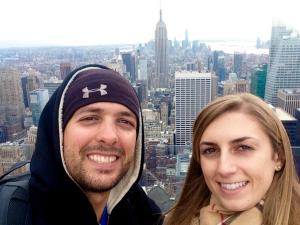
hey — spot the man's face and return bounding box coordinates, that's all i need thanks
[63,102,137,193]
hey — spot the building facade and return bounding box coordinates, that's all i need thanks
[155,9,168,88]
[277,88,300,117]
[0,67,25,142]
[265,24,300,106]
[29,89,49,126]
[175,71,214,146]
[250,64,267,99]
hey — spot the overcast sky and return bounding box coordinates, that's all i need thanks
[1,0,299,46]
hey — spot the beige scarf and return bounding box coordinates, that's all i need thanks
[190,197,263,225]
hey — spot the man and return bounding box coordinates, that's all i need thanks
[29,64,162,225]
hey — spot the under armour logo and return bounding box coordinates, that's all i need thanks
[82,84,108,98]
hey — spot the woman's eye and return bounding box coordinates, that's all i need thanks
[201,147,216,155]
[238,145,253,151]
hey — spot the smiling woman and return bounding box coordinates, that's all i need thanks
[163,93,300,225]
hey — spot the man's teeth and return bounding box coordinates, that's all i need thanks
[221,181,247,190]
[89,155,117,163]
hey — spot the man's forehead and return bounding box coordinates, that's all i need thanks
[76,102,136,117]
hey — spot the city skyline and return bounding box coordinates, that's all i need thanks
[1,0,299,47]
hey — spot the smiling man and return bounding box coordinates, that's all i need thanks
[28,65,162,225]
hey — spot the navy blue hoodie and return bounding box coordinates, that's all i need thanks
[29,64,162,225]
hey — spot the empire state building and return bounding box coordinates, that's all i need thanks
[155,9,168,88]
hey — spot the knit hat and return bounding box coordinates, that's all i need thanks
[63,66,140,129]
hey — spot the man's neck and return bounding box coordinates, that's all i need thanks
[85,191,110,222]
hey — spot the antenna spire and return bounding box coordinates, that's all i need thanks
[159,0,162,21]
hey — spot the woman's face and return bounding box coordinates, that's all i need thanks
[199,111,281,211]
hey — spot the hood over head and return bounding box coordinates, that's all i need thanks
[29,64,144,224]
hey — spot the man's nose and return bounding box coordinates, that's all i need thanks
[95,120,118,145]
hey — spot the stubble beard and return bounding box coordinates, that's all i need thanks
[75,162,131,193]
[65,145,132,193]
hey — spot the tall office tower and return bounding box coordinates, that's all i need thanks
[44,77,63,98]
[265,24,300,106]
[21,75,30,108]
[182,29,189,49]
[277,89,300,117]
[60,63,71,80]
[233,52,243,78]
[138,59,148,80]
[207,56,213,72]
[155,9,168,88]
[213,51,224,72]
[133,81,147,103]
[0,67,25,142]
[175,72,214,146]
[121,52,136,82]
[250,64,267,99]
[29,89,49,126]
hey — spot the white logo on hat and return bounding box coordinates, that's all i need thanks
[82,84,108,98]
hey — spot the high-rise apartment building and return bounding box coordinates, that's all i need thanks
[250,64,267,99]
[277,89,300,117]
[155,9,168,88]
[265,24,300,106]
[0,67,25,142]
[175,71,215,146]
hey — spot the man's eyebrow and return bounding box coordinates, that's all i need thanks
[76,107,104,114]
[118,111,136,119]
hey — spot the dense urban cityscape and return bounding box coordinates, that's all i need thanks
[0,10,300,211]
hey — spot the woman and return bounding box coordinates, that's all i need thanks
[164,93,300,225]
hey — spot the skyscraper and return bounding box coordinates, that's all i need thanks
[233,52,243,78]
[121,52,136,82]
[29,89,49,126]
[175,71,215,146]
[60,63,71,80]
[155,9,168,88]
[265,24,300,106]
[0,67,25,142]
[250,64,267,99]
